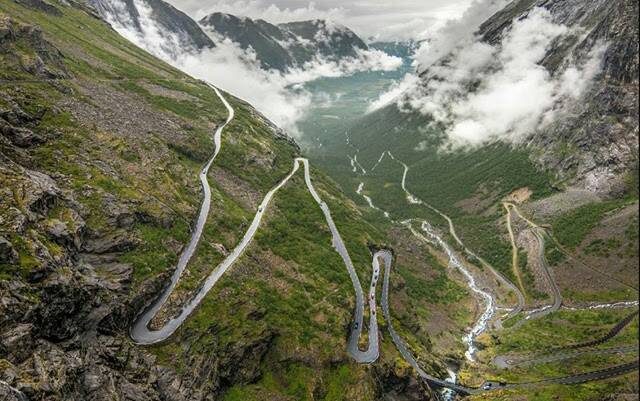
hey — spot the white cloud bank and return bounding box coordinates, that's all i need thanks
[370,3,607,149]
[101,0,402,135]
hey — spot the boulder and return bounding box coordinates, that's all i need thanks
[0,382,28,401]
[82,229,139,254]
[0,236,18,264]
[0,323,34,363]
[45,211,85,249]
[2,126,44,148]
[31,282,92,342]
[24,170,61,216]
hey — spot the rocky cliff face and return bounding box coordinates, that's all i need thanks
[479,0,639,194]
[278,19,368,61]
[200,13,369,71]
[0,14,68,80]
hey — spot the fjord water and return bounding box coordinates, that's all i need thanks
[298,42,415,150]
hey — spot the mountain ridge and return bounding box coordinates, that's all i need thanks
[86,0,375,72]
[200,12,369,71]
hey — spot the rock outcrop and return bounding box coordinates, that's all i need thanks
[0,15,68,79]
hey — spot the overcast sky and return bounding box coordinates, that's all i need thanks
[165,0,475,41]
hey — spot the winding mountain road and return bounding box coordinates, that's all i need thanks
[503,201,563,329]
[510,202,639,292]
[519,227,563,324]
[378,249,474,395]
[378,248,639,396]
[355,151,638,394]
[131,87,379,362]
[131,86,234,344]
[494,345,638,369]
[504,203,528,298]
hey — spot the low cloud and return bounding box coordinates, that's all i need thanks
[100,0,186,60]
[177,41,313,134]
[412,0,509,72]
[376,4,607,149]
[283,49,402,85]
[367,0,508,113]
[100,0,402,136]
[367,73,419,113]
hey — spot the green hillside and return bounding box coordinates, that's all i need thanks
[0,1,474,400]
[312,103,556,279]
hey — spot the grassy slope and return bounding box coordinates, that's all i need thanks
[0,1,477,399]
[465,309,639,401]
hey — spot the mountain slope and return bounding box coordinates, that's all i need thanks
[199,12,297,71]
[279,19,368,60]
[333,0,639,194]
[477,0,639,193]
[0,1,476,400]
[200,13,369,71]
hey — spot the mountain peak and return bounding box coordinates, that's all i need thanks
[200,11,368,71]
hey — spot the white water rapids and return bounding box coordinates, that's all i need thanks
[374,150,497,361]
[416,221,495,362]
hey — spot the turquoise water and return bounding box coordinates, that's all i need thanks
[297,42,415,150]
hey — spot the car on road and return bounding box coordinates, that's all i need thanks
[482,384,493,390]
